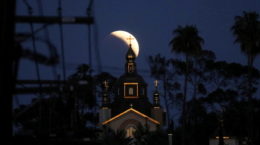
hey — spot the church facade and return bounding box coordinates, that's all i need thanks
[99,45,165,137]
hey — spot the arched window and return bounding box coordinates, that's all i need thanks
[129,87,134,95]
[128,63,134,73]
[126,126,136,138]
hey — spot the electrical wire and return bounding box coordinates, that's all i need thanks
[37,0,57,133]
[23,0,42,95]
[22,0,43,132]
[87,0,94,74]
[37,0,58,79]
[92,3,102,73]
[58,0,67,81]
[87,25,92,73]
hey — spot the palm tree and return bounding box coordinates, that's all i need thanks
[231,11,260,98]
[231,11,260,145]
[169,25,204,145]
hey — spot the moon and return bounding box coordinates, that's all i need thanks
[110,30,139,57]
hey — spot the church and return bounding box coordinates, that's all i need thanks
[99,44,165,137]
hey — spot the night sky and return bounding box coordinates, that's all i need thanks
[15,0,260,105]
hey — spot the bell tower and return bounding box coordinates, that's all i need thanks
[151,80,164,125]
[125,44,137,74]
[99,80,111,124]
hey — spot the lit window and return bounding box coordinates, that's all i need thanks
[129,88,134,95]
[124,82,138,98]
[128,63,134,73]
[126,126,136,138]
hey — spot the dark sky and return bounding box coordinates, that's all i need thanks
[15,0,260,105]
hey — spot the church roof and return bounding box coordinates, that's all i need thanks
[102,108,160,125]
[126,45,136,59]
[116,73,147,85]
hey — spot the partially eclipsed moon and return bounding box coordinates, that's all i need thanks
[110,30,139,57]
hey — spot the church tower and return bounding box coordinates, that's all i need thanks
[151,80,164,125]
[125,44,137,74]
[99,81,111,124]
[111,45,151,116]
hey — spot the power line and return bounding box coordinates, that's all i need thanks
[23,0,42,94]
[37,0,58,80]
[23,0,44,132]
[93,14,102,73]
[58,0,67,81]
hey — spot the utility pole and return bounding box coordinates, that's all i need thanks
[0,0,16,141]
[1,0,94,140]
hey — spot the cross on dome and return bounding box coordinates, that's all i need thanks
[103,80,109,90]
[154,80,159,89]
[126,35,135,47]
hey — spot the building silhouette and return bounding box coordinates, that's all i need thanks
[99,45,165,137]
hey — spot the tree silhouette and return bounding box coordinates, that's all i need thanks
[231,11,260,145]
[231,11,260,98]
[133,124,168,145]
[148,51,260,145]
[94,72,117,104]
[100,127,133,145]
[148,54,172,123]
[170,25,204,145]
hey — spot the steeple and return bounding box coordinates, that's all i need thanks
[153,80,160,107]
[151,80,164,125]
[101,80,110,108]
[99,80,111,124]
[125,44,137,74]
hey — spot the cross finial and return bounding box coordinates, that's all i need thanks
[154,80,159,89]
[103,80,109,90]
[126,35,134,47]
